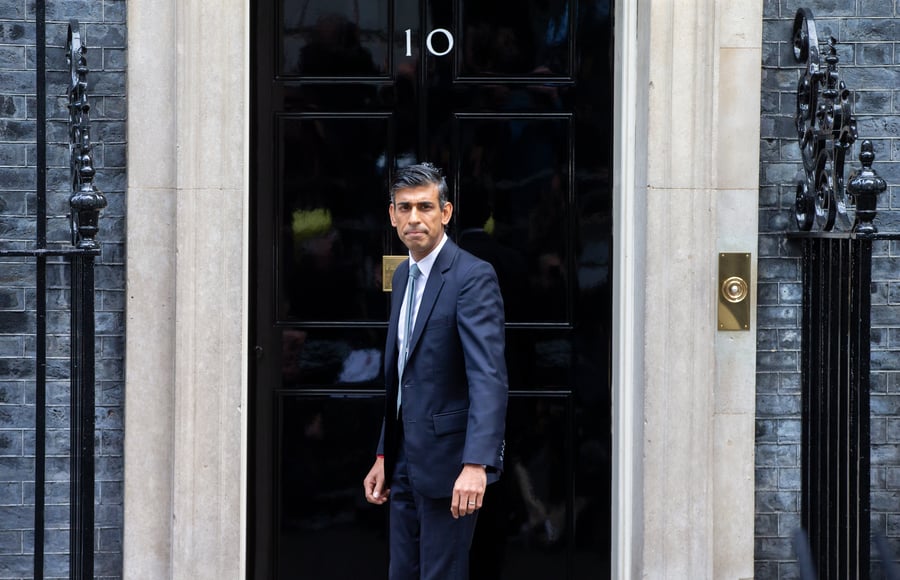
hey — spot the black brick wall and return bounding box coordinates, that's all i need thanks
[759,2,900,578]
[0,2,125,579]
[1,0,895,578]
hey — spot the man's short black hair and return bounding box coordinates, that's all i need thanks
[390,162,450,208]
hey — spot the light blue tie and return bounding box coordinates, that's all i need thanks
[397,263,420,415]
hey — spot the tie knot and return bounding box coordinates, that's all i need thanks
[409,263,421,279]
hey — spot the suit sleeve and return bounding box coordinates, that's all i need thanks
[376,265,406,458]
[376,418,385,456]
[456,260,509,472]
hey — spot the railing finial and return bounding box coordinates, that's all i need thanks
[67,20,107,250]
[848,140,887,235]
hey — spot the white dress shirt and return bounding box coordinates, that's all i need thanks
[396,233,449,377]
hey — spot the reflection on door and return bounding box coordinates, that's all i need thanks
[252,1,614,578]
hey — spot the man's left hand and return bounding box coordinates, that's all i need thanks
[451,464,486,519]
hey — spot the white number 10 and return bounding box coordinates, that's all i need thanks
[405,28,454,57]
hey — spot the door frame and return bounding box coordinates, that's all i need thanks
[610,0,645,575]
[122,0,650,577]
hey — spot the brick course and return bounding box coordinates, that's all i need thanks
[759,1,900,577]
[0,4,125,579]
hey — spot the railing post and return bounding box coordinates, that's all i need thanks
[66,21,106,580]
[796,234,872,579]
[69,253,95,580]
[33,1,47,577]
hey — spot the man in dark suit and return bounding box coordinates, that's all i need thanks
[363,163,508,580]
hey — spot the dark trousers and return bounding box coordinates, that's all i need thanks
[389,425,478,580]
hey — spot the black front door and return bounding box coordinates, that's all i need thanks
[251,1,614,577]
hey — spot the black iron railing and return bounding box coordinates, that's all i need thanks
[795,232,873,580]
[0,16,106,579]
[790,8,890,580]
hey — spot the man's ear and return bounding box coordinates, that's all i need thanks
[389,203,397,226]
[441,201,453,225]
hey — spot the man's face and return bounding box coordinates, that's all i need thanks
[389,184,453,261]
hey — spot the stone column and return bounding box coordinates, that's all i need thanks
[124,0,249,576]
[712,2,762,578]
[123,0,177,576]
[631,0,760,577]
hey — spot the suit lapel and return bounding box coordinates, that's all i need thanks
[407,240,458,360]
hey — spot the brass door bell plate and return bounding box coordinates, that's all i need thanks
[718,252,751,331]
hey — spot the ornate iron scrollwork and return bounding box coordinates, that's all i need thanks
[67,21,107,249]
[793,8,860,232]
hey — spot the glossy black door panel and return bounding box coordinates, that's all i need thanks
[280,327,387,388]
[470,392,572,578]
[454,114,572,323]
[252,0,613,577]
[277,115,391,322]
[279,0,391,77]
[277,394,388,577]
[458,0,575,78]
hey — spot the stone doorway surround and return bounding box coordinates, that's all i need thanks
[121,0,761,577]
[123,0,249,577]
[617,0,762,577]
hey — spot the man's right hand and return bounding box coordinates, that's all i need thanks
[363,456,389,505]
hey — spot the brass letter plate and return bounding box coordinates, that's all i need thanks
[718,252,751,331]
[382,255,408,292]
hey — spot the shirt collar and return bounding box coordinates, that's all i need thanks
[410,233,448,279]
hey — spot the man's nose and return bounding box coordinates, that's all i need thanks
[409,207,420,222]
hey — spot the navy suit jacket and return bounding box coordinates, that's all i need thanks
[378,239,508,499]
